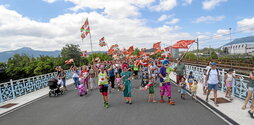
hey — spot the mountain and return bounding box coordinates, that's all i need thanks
[0,47,61,62]
[222,36,254,47]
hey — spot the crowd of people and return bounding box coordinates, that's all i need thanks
[54,58,254,119]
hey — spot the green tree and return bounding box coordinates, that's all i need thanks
[132,48,140,56]
[88,53,112,64]
[6,54,32,79]
[61,44,82,66]
[211,51,218,59]
[0,62,7,70]
[184,52,197,60]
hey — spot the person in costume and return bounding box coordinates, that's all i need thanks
[98,65,109,108]
[120,63,133,104]
[158,59,175,105]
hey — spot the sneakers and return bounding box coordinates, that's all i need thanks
[248,110,254,118]
[160,99,165,103]
[104,102,109,108]
[168,100,175,105]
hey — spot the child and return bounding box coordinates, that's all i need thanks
[179,77,187,100]
[148,76,157,103]
[116,74,124,91]
[188,71,195,91]
[224,69,239,100]
[191,80,198,101]
[141,70,149,87]
[202,69,207,95]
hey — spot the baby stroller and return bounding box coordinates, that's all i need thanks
[48,78,63,97]
[78,84,87,96]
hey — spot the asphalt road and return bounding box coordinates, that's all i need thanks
[0,79,228,125]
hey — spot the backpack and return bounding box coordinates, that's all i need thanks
[207,68,220,81]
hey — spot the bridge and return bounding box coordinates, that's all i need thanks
[0,64,252,125]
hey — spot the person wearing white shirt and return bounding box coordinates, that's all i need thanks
[205,62,221,107]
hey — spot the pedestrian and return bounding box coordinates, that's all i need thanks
[70,66,80,89]
[89,66,97,90]
[205,62,220,107]
[224,68,239,100]
[141,68,149,87]
[98,65,109,108]
[242,70,254,110]
[133,63,139,79]
[202,69,208,95]
[174,59,186,85]
[148,76,157,103]
[121,64,133,104]
[179,77,187,100]
[188,71,195,91]
[80,66,90,91]
[116,74,124,91]
[108,65,116,91]
[59,68,67,91]
[191,80,198,101]
[159,59,175,105]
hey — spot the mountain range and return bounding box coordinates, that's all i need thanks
[0,47,61,62]
[0,47,107,62]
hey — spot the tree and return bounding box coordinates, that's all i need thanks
[211,51,218,59]
[132,48,140,56]
[6,54,32,79]
[61,44,82,66]
[184,52,197,60]
[0,62,7,70]
[87,53,112,64]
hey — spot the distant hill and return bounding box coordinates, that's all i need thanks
[0,47,61,62]
[222,36,254,47]
[0,47,107,62]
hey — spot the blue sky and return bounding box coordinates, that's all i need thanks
[0,0,254,52]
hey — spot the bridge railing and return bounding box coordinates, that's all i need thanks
[0,70,73,104]
[185,65,249,100]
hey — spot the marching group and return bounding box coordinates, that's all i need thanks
[55,58,254,119]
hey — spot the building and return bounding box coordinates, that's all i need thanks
[221,43,254,55]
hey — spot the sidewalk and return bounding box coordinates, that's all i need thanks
[0,79,74,117]
[170,73,253,125]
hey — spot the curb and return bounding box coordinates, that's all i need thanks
[170,79,239,125]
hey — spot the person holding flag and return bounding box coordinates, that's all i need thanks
[158,59,175,105]
[98,65,110,108]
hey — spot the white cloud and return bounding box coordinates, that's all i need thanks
[0,5,192,52]
[193,16,225,23]
[65,0,155,18]
[182,0,192,6]
[237,17,254,32]
[202,0,227,10]
[158,14,174,21]
[43,0,57,3]
[150,0,177,11]
[165,18,180,24]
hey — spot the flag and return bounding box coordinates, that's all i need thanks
[65,59,74,64]
[154,49,162,54]
[153,42,161,50]
[81,51,87,57]
[172,40,195,49]
[99,37,107,47]
[127,46,134,53]
[80,18,90,40]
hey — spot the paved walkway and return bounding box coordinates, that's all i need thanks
[169,73,253,125]
[0,79,227,125]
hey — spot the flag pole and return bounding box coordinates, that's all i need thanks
[89,32,94,63]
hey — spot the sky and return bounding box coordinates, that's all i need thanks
[0,0,254,52]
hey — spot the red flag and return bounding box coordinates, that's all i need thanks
[154,49,162,54]
[172,40,195,49]
[153,42,161,50]
[84,18,89,27]
[99,37,107,47]
[127,46,134,53]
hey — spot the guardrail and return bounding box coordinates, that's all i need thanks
[185,65,249,100]
[0,70,73,103]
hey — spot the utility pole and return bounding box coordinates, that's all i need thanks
[196,37,199,56]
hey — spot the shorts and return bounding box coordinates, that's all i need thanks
[99,85,108,96]
[191,91,197,96]
[176,75,183,84]
[180,88,186,94]
[208,84,218,91]
[149,85,154,94]
[134,71,138,76]
[225,82,232,88]
[248,87,254,91]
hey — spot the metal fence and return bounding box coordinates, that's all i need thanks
[0,70,73,103]
[185,65,249,100]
